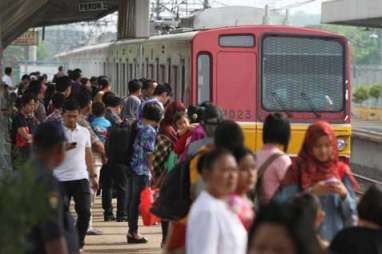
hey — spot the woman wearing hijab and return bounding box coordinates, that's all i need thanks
[275,121,359,241]
[152,101,186,247]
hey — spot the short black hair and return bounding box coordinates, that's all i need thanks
[197,148,232,175]
[80,77,89,86]
[90,76,97,83]
[77,88,92,109]
[52,93,65,109]
[26,80,43,96]
[105,96,122,108]
[154,83,171,96]
[58,66,63,71]
[128,79,142,94]
[71,70,81,80]
[263,113,291,152]
[141,79,152,90]
[21,74,30,81]
[199,102,224,123]
[142,103,163,122]
[33,121,66,151]
[55,76,72,92]
[357,185,382,227]
[214,120,244,152]
[233,146,255,163]
[63,99,80,113]
[92,102,106,117]
[102,91,116,105]
[98,77,110,90]
[20,93,35,107]
[5,67,12,75]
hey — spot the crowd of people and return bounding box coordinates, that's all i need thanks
[1,65,382,254]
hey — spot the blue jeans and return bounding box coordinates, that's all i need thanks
[127,174,149,234]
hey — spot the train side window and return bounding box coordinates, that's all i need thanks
[167,59,171,84]
[219,34,255,48]
[159,65,166,83]
[197,53,212,104]
[122,63,126,96]
[116,63,119,94]
[149,64,154,79]
[181,59,187,104]
[129,64,133,81]
[172,65,179,100]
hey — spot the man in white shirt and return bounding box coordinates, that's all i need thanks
[2,67,14,89]
[54,99,99,249]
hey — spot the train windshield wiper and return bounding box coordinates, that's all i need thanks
[300,92,321,118]
[270,92,292,117]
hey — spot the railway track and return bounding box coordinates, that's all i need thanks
[353,173,382,195]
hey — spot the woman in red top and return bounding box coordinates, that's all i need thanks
[173,112,194,156]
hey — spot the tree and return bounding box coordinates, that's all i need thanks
[369,83,382,107]
[353,85,369,104]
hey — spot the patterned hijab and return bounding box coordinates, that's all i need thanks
[282,121,359,191]
[159,101,186,144]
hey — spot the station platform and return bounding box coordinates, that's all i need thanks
[83,198,162,254]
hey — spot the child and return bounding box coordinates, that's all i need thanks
[91,102,111,143]
[173,111,193,156]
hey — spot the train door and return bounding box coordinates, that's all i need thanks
[193,32,258,150]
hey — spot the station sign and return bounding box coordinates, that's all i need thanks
[12,31,39,46]
[79,0,107,12]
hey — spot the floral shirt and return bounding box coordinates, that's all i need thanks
[129,120,157,176]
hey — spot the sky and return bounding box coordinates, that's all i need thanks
[213,0,322,14]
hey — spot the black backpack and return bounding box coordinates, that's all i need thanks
[150,158,192,220]
[105,121,138,166]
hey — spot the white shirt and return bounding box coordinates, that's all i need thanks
[54,124,91,182]
[186,191,247,254]
[2,75,13,88]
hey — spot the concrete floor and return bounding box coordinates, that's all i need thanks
[83,198,162,254]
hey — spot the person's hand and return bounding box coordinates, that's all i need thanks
[309,180,348,199]
[90,177,99,192]
[65,142,77,151]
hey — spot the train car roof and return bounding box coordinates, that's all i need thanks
[55,31,198,58]
[56,25,345,58]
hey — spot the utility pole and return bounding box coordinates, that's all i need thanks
[155,0,161,20]
[203,0,210,9]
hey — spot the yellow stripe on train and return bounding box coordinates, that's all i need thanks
[238,122,352,157]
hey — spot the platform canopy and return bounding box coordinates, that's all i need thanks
[322,0,382,27]
[1,0,118,47]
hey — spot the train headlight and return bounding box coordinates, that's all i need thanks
[337,138,346,151]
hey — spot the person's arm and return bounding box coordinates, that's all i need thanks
[186,210,219,254]
[86,147,98,191]
[17,127,32,143]
[45,237,68,254]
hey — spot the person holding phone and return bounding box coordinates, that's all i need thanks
[54,99,99,250]
[275,121,359,241]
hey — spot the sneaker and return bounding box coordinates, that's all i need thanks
[87,228,103,235]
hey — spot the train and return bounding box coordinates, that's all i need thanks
[56,25,351,158]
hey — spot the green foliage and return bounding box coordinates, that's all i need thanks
[368,83,382,100]
[37,42,49,61]
[0,162,50,254]
[352,85,369,104]
[314,25,381,65]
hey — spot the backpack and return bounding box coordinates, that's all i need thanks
[105,121,138,166]
[150,158,192,220]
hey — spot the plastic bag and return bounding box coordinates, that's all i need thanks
[140,187,161,226]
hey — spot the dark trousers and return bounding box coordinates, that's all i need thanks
[101,163,129,218]
[127,174,149,234]
[60,179,91,248]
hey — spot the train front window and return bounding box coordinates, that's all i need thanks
[261,35,345,112]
